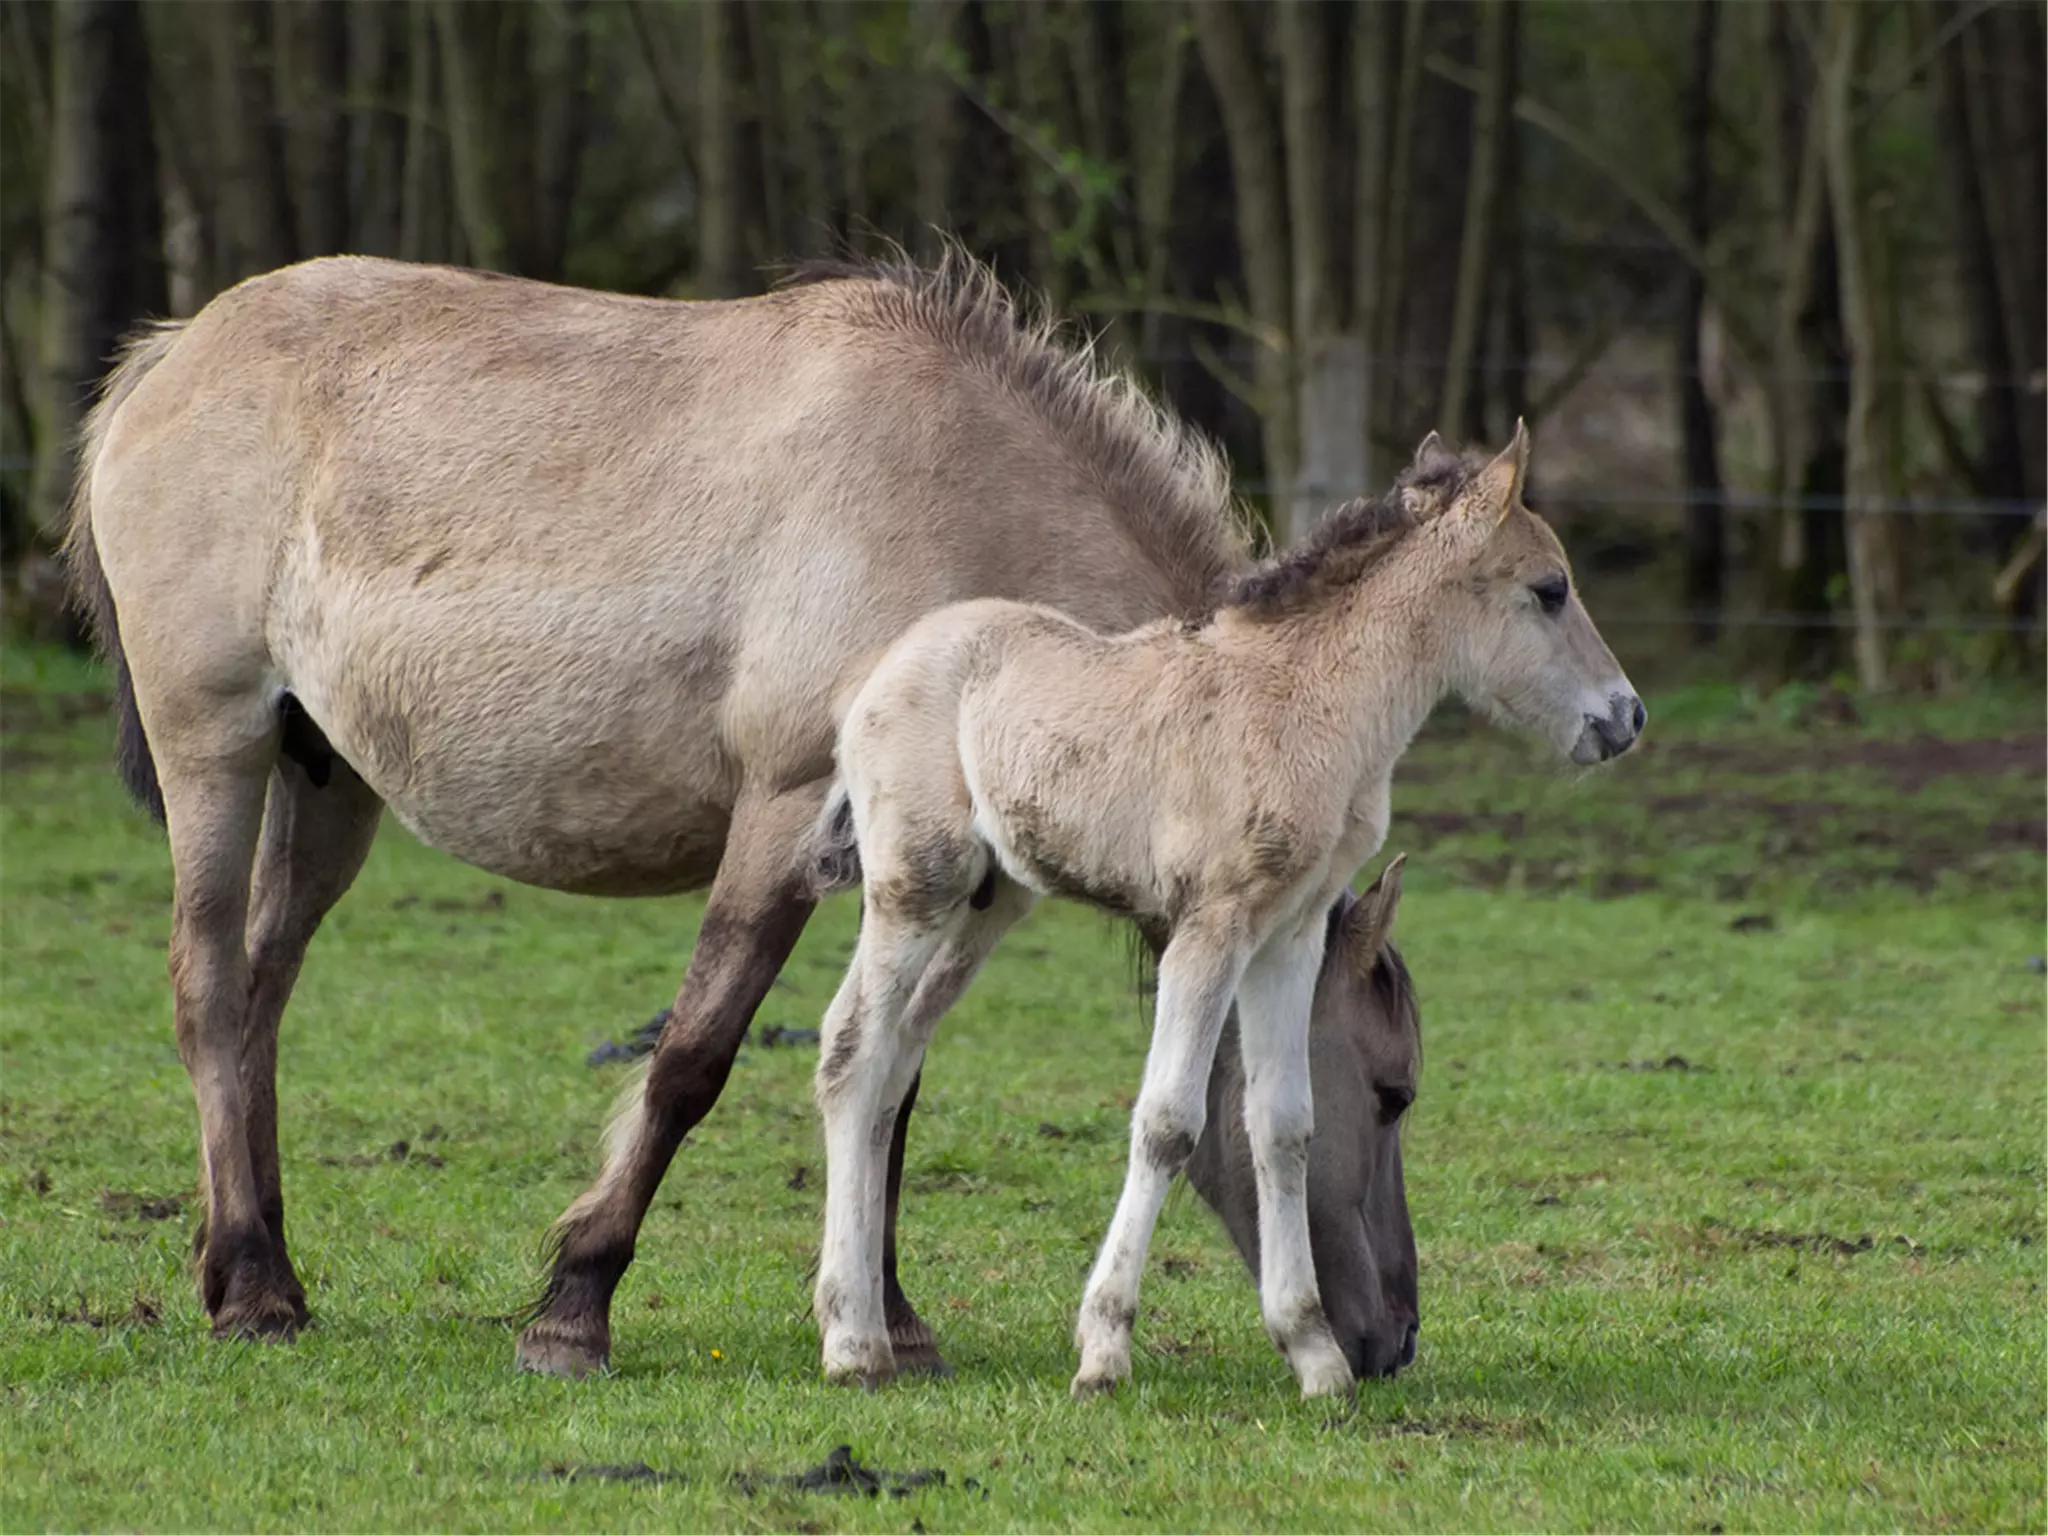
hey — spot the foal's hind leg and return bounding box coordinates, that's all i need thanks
[230,757,383,1322]
[815,876,1035,1385]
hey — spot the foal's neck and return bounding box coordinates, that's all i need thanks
[1300,569,1455,781]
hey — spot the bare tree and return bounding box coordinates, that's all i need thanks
[31,0,164,573]
[1677,0,1726,643]
[1821,0,1900,690]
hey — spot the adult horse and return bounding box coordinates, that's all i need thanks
[64,253,1420,1378]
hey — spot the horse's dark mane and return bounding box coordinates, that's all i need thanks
[1216,448,1485,621]
[780,247,1250,607]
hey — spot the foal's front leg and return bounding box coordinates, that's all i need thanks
[1235,936,1355,1398]
[1073,914,1251,1396]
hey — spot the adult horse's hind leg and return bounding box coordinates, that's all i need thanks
[154,709,306,1337]
[232,756,384,1321]
[519,787,821,1378]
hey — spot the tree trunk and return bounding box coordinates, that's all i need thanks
[1126,0,1187,362]
[32,0,165,571]
[204,0,298,282]
[397,0,446,264]
[1437,0,1505,441]
[280,0,350,258]
[1190,0,1297,533]
[1350,0,1391,486]
[912,0,964,261]
[1677,0,1725,645]
[1279,0,1361,532]
[1764,0,1846,679]
[349,0,408,256]
[532,0,590,282]
[1375,0,1428,441]
[1492,0,1528,434]
[437,2,539,275]
[697,0,749,295]
[1820,0,1897,691]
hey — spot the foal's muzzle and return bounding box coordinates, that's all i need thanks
[1572,693,1646,764]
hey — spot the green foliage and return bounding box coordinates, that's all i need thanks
[3,649,2042,1530]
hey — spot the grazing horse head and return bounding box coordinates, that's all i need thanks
[1401,423,1645,764]
[1188,855,1420,1380]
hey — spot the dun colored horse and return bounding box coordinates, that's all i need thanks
[806,427,1642,1397]
[63,253,1425,1377]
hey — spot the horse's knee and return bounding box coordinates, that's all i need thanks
[1134,1098,1205,1172]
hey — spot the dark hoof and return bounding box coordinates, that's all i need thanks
[516,1321,611,1379]
[889,1340,954,1378]
[211,1296,305,1341]
[886,1316,952,1379]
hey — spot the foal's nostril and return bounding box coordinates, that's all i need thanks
[1629,697,1647,736]
[1398,1321,1418,1369]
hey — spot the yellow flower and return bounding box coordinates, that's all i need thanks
[710,1348,724,1361]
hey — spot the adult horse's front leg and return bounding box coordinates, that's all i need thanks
[1235,935,1355,1398]
[880,1070,951,1375]
[517,789,821,1378]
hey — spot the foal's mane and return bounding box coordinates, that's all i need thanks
[782,248,1252,605]
[1218,448,1485,621]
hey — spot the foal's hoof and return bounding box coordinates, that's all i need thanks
[515,1321,611,1379]
[822,1335,897,1389]
[1069,1363,1128,1400]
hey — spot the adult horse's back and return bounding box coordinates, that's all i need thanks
[64,255,1412,1377]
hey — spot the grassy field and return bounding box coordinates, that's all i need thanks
[3,640,2043,1533]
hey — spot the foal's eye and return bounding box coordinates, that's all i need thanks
[1530,575,1570,615]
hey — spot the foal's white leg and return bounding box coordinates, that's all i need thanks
[814,880,1035,1385]
[1073,916,1250,1396]
[1236,935,1356,1398]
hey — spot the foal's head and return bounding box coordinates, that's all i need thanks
[1402,423,1645,763]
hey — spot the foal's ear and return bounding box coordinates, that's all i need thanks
[1342,852,1407,964]
[1470,419,1531,525]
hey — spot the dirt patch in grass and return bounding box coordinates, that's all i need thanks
[35,1293,162,1329]
[1659,733,2043,792]
[97,1189,185,1220]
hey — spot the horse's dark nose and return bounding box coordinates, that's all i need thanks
[1398,1320,1419,1369]
[1588,693,1644,760]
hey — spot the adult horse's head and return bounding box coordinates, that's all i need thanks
[1188,856,1420,1380]
[1406,423,1645,765]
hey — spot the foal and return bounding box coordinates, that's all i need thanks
[810,425,1641,1398]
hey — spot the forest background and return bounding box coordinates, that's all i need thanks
[4,0,2043,687]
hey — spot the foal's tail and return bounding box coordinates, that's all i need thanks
[59,321,188,826]
[803,781,863,897]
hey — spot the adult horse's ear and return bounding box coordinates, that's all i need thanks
[1343,852,1407,965]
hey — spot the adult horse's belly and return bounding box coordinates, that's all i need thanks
[275,570,783,897]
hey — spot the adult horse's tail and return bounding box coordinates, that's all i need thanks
[59,320,188,825]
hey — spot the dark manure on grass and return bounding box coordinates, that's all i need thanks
[733,1445,962,1499]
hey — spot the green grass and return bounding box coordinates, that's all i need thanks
[3,645,2043,1533]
